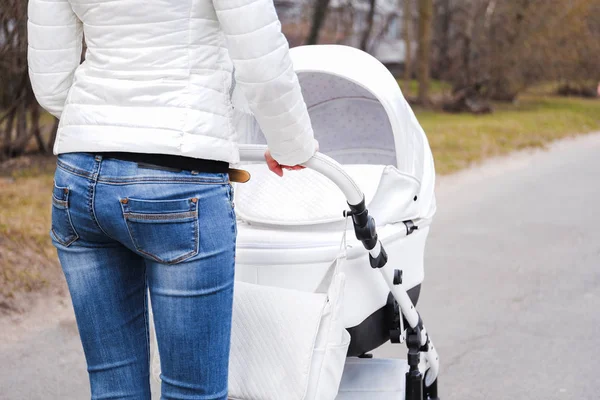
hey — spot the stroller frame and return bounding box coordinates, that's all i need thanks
[239,145,441,400]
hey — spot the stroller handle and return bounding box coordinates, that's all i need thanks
[237,145,365,206]
[239,144,385,266]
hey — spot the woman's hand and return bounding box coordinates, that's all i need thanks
[264,150,305,177]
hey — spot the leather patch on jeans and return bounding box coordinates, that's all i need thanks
[228,168,250,183]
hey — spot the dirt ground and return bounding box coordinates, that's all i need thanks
[0,154,63,315]
[0,153,57,177]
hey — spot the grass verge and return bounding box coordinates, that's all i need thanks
[397,79,452,98]
[415,95,600,174]
[0,156,62,313]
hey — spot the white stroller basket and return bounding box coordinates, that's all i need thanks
[232,45,440,400]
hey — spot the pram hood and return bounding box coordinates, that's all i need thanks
[233,45,436,227]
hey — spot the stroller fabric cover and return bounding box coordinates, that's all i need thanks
[152,247,350,400]
[233,45,436,226]
[232,45,436,339]
[234,164,422,226]
[228,251,349,400]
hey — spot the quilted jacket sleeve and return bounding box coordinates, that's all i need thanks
[27,0,83,119]
[213,0,317,166]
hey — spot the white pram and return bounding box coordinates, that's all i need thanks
[232,45,440,400]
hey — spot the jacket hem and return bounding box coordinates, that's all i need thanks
[53,125,240,164]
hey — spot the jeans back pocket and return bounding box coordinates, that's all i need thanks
[120,197,199,264]
[51,182,79,247]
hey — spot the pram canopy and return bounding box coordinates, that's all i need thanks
[229,46,441,398]
[233,45,436,227]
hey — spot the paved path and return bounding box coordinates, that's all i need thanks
[2,133,600,399]
[376,132,600,399]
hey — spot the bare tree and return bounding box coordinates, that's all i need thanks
[432,0,451,80]
[306,0,332,44]
[360,0,377,51]
[432,0,600,105]
[403,0,413,85]
[417,0,434,104]
[1,0,57,160]
[335,2,358,44]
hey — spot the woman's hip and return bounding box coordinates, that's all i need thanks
[52,152,237,266]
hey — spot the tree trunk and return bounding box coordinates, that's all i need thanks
[436,0,451,80]
[306,0,331,45]
[2,109,16,159]
[360,0,377,51]
[14,96,28,156]
[461,13,474,89]
[417,0,433,105]
[403,0,413,86]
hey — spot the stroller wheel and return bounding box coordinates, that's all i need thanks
[424,374,440,400]
[346,284,421,356]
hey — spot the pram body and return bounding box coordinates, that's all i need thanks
[232,45,440,399]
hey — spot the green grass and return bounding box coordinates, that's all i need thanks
[414,95,600,174]
[397,79,452,98]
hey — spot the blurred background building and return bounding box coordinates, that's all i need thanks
[275,0,408,67]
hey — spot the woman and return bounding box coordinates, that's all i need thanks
[27,0,317,398]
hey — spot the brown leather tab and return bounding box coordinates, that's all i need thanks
[228,168,251,183]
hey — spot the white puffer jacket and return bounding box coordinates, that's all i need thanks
[27,0,316,165]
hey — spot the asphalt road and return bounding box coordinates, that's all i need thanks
[2,133,599,399]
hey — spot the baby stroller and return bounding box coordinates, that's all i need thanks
[231,45,440,400]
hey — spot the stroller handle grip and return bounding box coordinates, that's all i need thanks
[239,145,383,262]
[238,145,365,206]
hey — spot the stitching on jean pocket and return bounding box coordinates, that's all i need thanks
[228,183,235,209]
[50,182,79,247]
[124,211,197,221]
[52,196,69,209]
[120,200,199,265]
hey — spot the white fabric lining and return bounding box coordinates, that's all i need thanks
[234,164,420,226]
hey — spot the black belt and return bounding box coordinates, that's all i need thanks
[94,152,230,174]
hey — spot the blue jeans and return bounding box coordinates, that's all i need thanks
[50,153,236,400]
